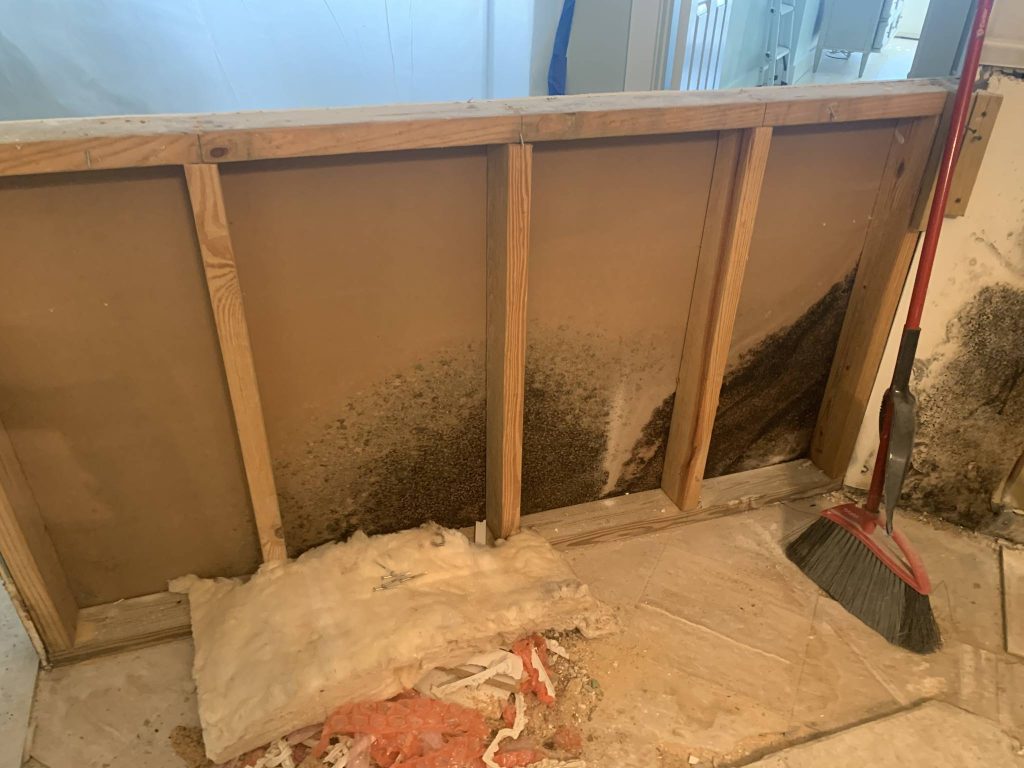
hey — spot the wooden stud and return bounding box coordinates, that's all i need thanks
[184,164,287,562]
[0,416,78,652]
[661,126,773,510]
[811,116,940,478]
[946,91,1003,217]
[485,144,531,541]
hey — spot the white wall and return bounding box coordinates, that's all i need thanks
[984,0,1024,68]
[719,0,771,89]
[0,0,532,120]
[896,0,930,40]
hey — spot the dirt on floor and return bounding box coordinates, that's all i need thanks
[169,630,601,768]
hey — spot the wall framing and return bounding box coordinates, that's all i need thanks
[0,80,948,664]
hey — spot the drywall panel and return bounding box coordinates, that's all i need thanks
[847,74,1024,536]
[220,150,487,555]
[0,168,261,606]
[705,121,897,478]
[523,133,718,514]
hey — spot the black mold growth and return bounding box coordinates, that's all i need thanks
[705,269,856,478]
[520,337,611,515]
[276,347,485,555]
[906,284,1024,529]
[610,393,676,496]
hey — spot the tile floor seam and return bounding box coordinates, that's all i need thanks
[826,617,910,706]
[785,593,820,729]
[637,601,793,665]
[635,537,670,607]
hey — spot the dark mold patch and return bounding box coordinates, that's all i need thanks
[610,393,675,496]
[520,330,679,514]
[905,283,1024,529]
[705,269,856,478]
[520,335,611,515]
[276,346,485,555]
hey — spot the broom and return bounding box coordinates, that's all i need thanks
[786,0,995,655]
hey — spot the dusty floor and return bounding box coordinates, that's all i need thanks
[11,495,1024,767]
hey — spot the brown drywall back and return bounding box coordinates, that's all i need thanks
[705,121,897,477]
[0,168,261,606]
[219,150,486,554]
[523,134,718,514]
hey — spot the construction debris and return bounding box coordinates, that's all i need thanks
[172,525,614,761]
[172,628,598,768]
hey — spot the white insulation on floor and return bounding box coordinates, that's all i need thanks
[171,525,614,762]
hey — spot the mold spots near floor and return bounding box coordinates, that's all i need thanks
[275,346,485,555]
[906,284,1024,529]
[705,270,856,478]
[521,330,678,515]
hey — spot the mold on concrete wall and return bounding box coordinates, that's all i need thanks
[904,285,1024,527]
[847,73,1024,537]
[705,270,855,478]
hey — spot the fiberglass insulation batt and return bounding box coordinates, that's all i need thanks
[171,525,615,762]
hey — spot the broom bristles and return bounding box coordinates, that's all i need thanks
[786,517,941,654]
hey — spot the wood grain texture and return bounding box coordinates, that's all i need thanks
[50,591,191,666]
[760,82,949,126]
[528,459,837,549]
[946,91,1003,218]
[811,117,941,478]
[0,134,201,178]
[486,144,532,540]
[0,418,78,651]
[0,81,949,175]
[1004,546,1024,658]
[661,127,772,509]
[184,164,286,562]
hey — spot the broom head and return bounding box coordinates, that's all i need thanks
[786,503,941,654]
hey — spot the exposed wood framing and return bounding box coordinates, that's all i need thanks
[51,591,191,666]
[0,81,947,177]
[485,144,532,540]
[811,116,941,478]
[0,82,960,663]
[946,91,1002,217]
[47,458,835,664]
[0,416,78,652]
[527,459,837,549]
[661,127,773,510]
[184,164,287,562]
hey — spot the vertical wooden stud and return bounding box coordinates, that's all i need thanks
[0,417,78,653]
[661,126,773,510]
[184,164,287,561]
[485,143,532,540]
[811,116,940,478]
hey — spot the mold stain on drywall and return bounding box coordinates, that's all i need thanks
[520,329,677,515]
[905,284,1024,529]
[275,345,485,555]
[705,269,856,478]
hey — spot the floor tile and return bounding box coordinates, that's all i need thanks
[747,700,1024,767]
[29,640,198,768]
[0,588,37,768]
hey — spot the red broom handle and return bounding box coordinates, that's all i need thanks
[866,0,993,517]
[905,0,994,329]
